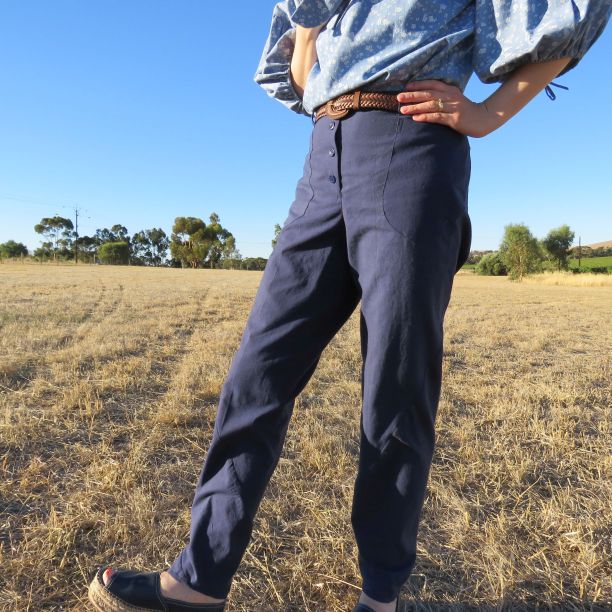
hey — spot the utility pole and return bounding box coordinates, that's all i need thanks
[73,204,80,264]
[578,235,581,269]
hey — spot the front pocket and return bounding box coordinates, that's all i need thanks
[380,118,471,238]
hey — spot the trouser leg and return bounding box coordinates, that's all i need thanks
[340,109,473,602]
[168,116,360,599]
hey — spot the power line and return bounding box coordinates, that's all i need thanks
[0,192,68,210]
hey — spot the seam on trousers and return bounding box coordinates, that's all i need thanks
[286,125,316,228]
[213,387,234,440]
[227,456,243,495]
[379,113,403,235]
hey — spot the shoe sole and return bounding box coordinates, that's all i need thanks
[88,569,156,612]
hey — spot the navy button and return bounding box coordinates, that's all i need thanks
[328,148,335,156]
[328,122,335,130]
[328,175,336,183]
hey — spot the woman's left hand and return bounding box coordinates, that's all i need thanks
[396,79,501,138]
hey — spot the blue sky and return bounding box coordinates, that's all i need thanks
[1,1,610,258]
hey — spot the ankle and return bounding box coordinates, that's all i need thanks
[160,571,226,604]
[359,590,398,612]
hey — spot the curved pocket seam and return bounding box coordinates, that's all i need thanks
[380,114,406,235]
[285,128,316,228]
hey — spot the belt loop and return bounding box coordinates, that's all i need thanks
[351,90,361,110]
[311,109,317,124]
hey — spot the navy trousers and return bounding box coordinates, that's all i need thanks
[168,107,472,603]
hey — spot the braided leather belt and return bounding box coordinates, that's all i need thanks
[313,90,403,123]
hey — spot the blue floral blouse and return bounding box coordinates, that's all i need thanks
[253,0,612,118]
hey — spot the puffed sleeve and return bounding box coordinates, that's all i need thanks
[472,0,612,86]
[253,2,310,117]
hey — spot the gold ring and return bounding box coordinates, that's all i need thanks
[437,97,444,111]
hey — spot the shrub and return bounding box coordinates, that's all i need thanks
[572,266,610,275]
[0,240,28,258]
[475,252,508,276]
[98,241,130,265]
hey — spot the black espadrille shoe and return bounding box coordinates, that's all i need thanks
[353,595,401,612]
[88,567,226,612]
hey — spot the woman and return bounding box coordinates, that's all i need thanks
[88,2,610,611]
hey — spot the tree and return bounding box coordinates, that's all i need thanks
[131,228,169,266]
[98,241,130,265]
[34,216,74,261]
[498,223,543,281]
[170,217,206,268]
[220,236,243,270]
[95,225,130,246]
[208,213,239,269]
[541,224,575,271]
[147,228,169,264]
[0,240,28,258]
[271,223,282,249]
[76,236,98,263]
[170,214,236,269]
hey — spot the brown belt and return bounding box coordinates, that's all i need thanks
[313,90,402,122]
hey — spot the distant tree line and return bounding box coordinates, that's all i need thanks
[0,212,277,271]
[2,216,610,277]
[568,244,612,258]
[26,216,171,266]
[469,224,611,281]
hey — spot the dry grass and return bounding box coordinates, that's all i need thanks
[0,262,610,611]
[522,270,612,287]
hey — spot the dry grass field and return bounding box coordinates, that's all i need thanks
[1,263,610,611]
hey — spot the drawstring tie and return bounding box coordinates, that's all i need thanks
[545,80,569,100]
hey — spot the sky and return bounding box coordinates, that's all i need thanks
[1,1,611,258]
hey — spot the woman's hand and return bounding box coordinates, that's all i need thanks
[396,79,501,138]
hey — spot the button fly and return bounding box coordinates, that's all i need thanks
[328,122,335,130]
[328,148,335,157]
[328,175,336,184]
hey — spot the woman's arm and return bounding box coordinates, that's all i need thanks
[477,56,574,132]
[290,25,324,99]
[396,56,575,138]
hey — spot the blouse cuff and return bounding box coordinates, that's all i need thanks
[266,65,311,117]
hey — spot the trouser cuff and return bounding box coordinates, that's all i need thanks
[359,551,414,603]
